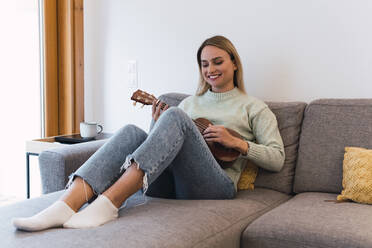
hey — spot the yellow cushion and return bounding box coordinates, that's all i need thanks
[237,160,258,191]
[337,146,372,204]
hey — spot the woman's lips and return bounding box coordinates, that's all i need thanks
[207,73,222,80]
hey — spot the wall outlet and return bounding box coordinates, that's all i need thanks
[128,60,138,88]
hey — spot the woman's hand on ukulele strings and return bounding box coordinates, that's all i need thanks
[152,99,169,122]
[203,124,239,149]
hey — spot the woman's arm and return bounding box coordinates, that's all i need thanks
[202,107,284,172]
[232,138,249,156]
[241,107,285,172]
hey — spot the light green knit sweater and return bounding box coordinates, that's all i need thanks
[178,87,285,191]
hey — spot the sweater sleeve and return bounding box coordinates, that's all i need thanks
[240,107,285,172]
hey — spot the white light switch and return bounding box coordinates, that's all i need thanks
[128,60,138,88]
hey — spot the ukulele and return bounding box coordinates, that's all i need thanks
[130,89,242,167]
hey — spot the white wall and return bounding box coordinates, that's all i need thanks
[84,0,372,133]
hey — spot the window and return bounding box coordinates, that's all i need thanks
[0,0,42,200]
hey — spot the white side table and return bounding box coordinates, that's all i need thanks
[25,133,112,198]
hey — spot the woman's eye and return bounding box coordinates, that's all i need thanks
[202,64,208,67]
[215,61,223,65]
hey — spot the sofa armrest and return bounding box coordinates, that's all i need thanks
[38,140,106,194]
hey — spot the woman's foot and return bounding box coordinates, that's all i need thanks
[12,201,75,231]
[63,194,118,229]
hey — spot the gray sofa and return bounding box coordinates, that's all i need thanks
[1,93,372,248]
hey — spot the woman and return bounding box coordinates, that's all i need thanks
[13,35,285,231]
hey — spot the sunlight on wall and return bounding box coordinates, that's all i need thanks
[0,0,41,199]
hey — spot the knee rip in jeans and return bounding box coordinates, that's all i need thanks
[120,155,149,206]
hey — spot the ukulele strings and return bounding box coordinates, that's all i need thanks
[194,122,209,131]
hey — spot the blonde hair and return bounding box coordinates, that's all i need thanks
[196,35,245,95]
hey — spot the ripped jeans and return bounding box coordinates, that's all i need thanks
[67,107,236,202]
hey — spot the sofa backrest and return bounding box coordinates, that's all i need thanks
[156,93,306,195]
[255,101,306,194]
[294,99,372,194]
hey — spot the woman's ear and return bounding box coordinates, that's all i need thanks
[233,61,238,71]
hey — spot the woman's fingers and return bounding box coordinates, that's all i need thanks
[162,104,169,113]
[203,125,218,140]
[203,132,219,141]
[203,124,217,135]
[152,100,160,120]
[203,124,213,134]
[152,100,169,121]
[154,102,162,120]
[152,100,157,118]
[203,125,236,148]
[204,130,221,143]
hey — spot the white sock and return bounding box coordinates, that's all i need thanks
[63,194,118,229]
[12,201,75,232]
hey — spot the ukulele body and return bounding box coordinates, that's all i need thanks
[194,118,241,167]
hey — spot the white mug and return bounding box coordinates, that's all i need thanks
[80,122,103,138]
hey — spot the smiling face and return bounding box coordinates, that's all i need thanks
[200,45,237,93]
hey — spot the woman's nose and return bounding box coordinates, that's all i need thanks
[207,64,216,73]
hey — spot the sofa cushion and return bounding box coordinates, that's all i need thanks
[254,101,306,194]
[158,93,307,195]
[337,146,372,204]
[1,188,290,248]
[294,99,372,194]
[242,192,372,248]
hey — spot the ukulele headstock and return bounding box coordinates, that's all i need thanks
[131,89,157,106]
